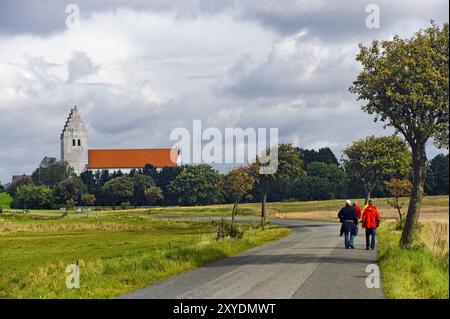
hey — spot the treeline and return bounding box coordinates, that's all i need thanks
[2,141,449,210]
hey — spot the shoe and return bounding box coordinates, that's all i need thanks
[371,247,375,250]
[366,247,369,250]
[350,245,354,249]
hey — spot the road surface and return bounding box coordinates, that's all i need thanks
[121,218,384,299]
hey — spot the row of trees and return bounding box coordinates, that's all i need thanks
[4,140,448,212]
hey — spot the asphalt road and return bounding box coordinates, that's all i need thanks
[121,218,384,299]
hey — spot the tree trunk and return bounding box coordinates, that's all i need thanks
[400,143,427,248]
[231,202,238,228]
[261,192,267,231]
[364,189,372,205]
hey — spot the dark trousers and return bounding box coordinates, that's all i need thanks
[365,228,376,249]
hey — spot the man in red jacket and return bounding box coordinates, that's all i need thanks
[362,200,381,250]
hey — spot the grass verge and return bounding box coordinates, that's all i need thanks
[0,213,289,298]
[377,221,449,299]
[0,192,12,209]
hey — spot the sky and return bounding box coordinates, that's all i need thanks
[0,0,448,184]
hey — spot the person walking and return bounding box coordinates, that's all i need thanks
[338,200,359,249]
[353,201,362,236]
[362,200,381,250]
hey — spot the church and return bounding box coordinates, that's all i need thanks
[61,106,179,174]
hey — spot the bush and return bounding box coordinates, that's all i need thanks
[215,219,245,239]
[120,201,132,210]
[65,198,75,210]
[81,193,96,206]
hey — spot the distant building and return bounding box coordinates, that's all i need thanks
[11,174,32,184]
[60,106,179,174]
[61,106,88,174]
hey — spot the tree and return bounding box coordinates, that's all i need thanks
[144,186,164,205]
[306,162,349,199]
[32,157,75,188]
[343,135,411,204]
[11,184,54,209]
[221,166,255,227]
[169,165,224,206]
[54,176,87,204]
[81,193,96,206]
[145,165,183,205]
[131,174,156,206]
[253,144,304,229]
[102,176,134,207]
[300,148,339,167]
[425,154,449,195]
[385,178,413,227]
[350,23,449,247]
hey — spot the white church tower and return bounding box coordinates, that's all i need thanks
[60,106,88,174]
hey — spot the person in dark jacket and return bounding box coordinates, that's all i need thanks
[338,200,359,249]
[353,201,362,236]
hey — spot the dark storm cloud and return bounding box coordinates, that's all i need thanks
[0,0,448,184]
[2,0,448,38]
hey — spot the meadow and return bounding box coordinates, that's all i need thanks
[150,195,449,222]
[0,193,448,298]
[0,211,289,298]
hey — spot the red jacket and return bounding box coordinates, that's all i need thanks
[354,204,362,220]
[362,205,380,229]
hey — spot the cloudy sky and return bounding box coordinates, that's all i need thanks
[0,0,448,183]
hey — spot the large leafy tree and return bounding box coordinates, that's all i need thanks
[144,165,183,205]
[11,184,54,209]
[253,144,304,229]
[425,154,449,195]
[350,23,449,247]
[130,174,156,206]
[221,166,255,226]
[306,162,349,199]
[169,164,224,206]
[54,176,87,204]
[102,176,134,207]
[343,135,411,204]
[32,157,75,188]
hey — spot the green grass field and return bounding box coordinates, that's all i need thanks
[0,211,289,298]
[151,195,449,222]
[1,195,448,299]
[378,222,449,299]
[0,192,12,209]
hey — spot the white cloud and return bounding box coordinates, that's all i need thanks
[0,1,448,183]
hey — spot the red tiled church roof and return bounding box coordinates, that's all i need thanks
[87,148,179,169]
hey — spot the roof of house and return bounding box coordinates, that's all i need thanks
[87,148,179,169]
[11,174,32,184]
